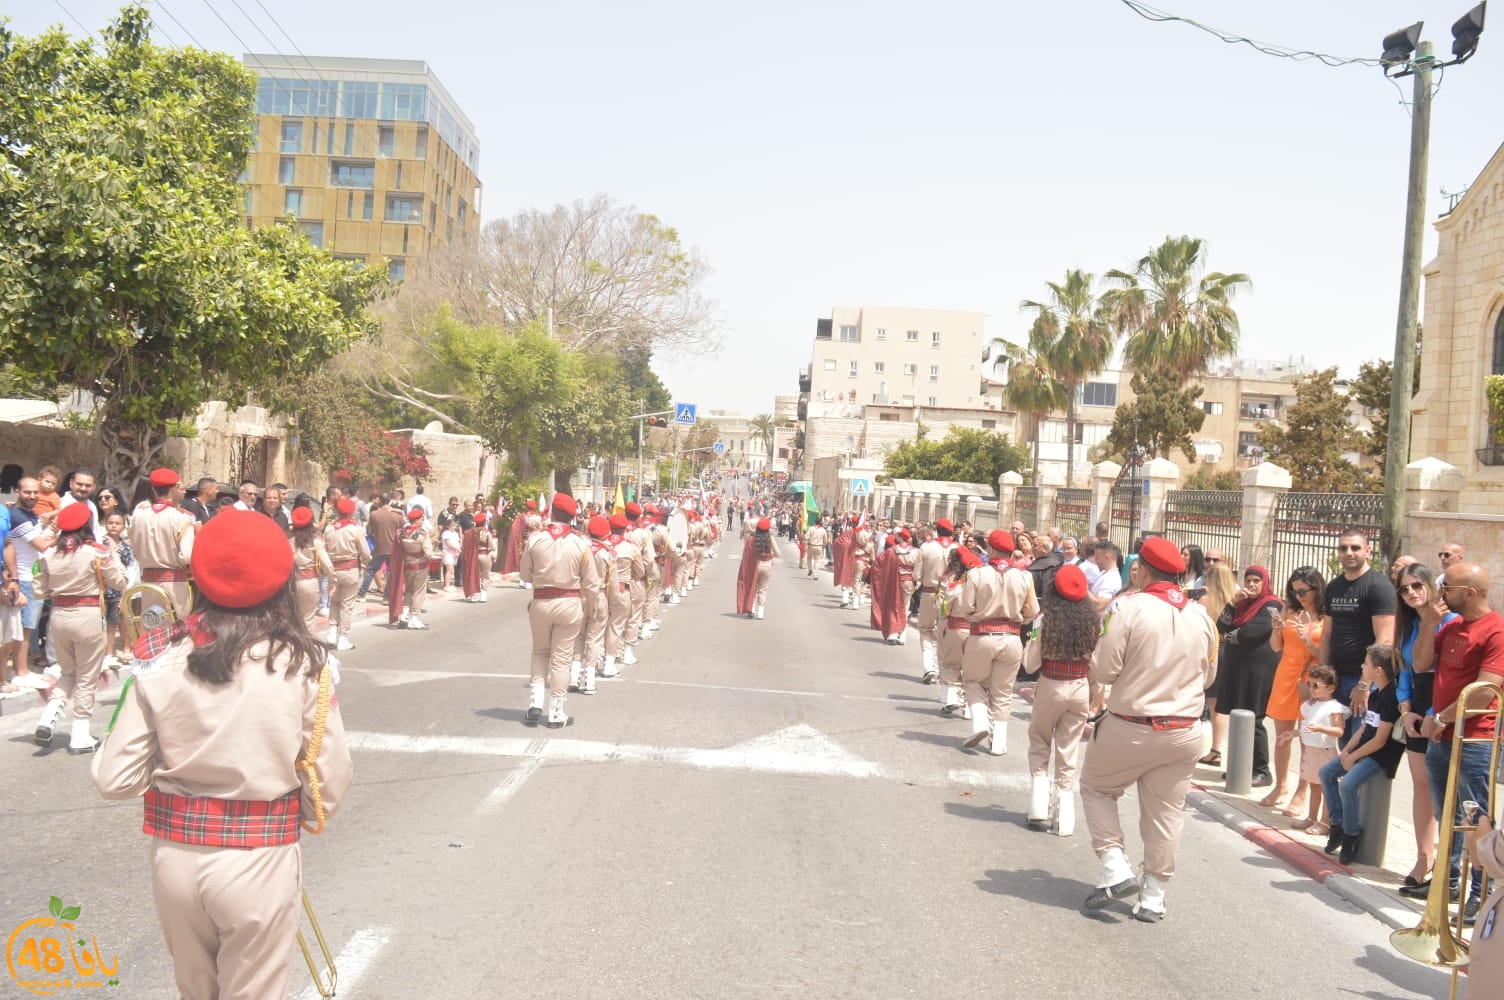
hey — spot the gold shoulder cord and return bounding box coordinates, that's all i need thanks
[297,665,334,835]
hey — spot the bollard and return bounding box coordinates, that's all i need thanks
[1355,776,1394,867]
[1226,709,1255,796]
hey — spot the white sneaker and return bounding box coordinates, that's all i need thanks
[43,663,61,680]
[12,673,50,690]
[601,655,620,678]
[480,591,488,603]
[622,647,638,666]
[336,636,354,651]
[407,617,428,630]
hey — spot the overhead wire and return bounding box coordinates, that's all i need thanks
[155,0,208,49]
[1118,0,1383,68]
[51,0,91,36]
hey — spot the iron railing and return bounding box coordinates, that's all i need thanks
[1052,487,1092,541]
[1271,491,1384,586]
[1013,486,1039,528]
[1108,480,1140,553]
[1163,490,1243,569]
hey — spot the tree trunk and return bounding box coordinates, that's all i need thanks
[1065,390,1077,488]
[98,403,169,505]
[1030,413,1041,485]
[514,444,535,480]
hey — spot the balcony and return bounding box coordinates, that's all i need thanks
[815,318,832,340]
[798,367,811,393]
[1478,443,1504,467]
[1240,403,1277,421]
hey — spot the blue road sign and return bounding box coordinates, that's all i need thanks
[713,441,726,455]
[674,402,697,425]
[850,478,871,497]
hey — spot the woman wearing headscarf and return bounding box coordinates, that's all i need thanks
[1215,565,1285,788]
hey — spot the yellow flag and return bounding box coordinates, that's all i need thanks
[613,481,626,516]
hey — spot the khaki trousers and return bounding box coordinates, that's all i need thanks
[917,593,940,656]
[404,567,429,615]
[605,584,629,656]
[477,553,493,584]
[938,626,967,687]
[576,590,607,664]
[1081,716,1202,881]
[49,606,106,720]
[961,633,1021,722]
[328,568,360,636]
[645,562,664,623]
[853,558,870,598]
[674,552,690,592]
[151,838,301,1000]
[530,595,583,697]
[626,580,646,643]
[1027,675,1090,792]
[294,578,321,633]
[754,559,773,608]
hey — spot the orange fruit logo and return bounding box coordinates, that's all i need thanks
[5,897,119,994]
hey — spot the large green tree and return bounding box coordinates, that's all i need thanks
[1257,368,1368,492]
[882,426,1028,488]
[0,6,383,491]
[1102,235,1251,379]
[1019,269,1115,487]
[1100,365,1206,463]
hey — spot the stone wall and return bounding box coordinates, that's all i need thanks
[389,426,501,504]
[0,421,107,482]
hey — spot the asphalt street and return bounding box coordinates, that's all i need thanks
[1,539,1454,999]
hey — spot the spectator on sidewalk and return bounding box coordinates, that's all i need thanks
[358,493,402,600]
[1395,563,1454,898]
[183,477,219,524]
[1318,527,1395,740]
[1319,644,1403,865]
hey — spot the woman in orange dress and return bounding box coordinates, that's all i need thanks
[1265,566,1326,811]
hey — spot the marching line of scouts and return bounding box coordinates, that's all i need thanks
[814,513,1216,922]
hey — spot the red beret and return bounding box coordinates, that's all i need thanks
[149,468,179,488]
[1139,536,1185,574]
[609,513,629,531]
[525,499,537,510]
[336,497,356,516]
[191,510,292,609]
[987,529,1015,553]
[958,546,982,570]
[935,518,954,535]
[625,502,642,518]
[1053,563,1089,602]
[552,493,577,519]
[899,527,911,541]
[757,517,771,531]
[290,507,314,529]
[587,515,609,538]
[57,503,92,533]
[407,508,424,521]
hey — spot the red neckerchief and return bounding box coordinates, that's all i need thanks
[590,538,610,554]
[330,518,355,531]
[608,533,624,545]
[1141,581,1188,609]
[402,524,425,539]
[938,537,954,548]
[151,501,177,513]
[546,523,572,539]
[988,557,1009,571]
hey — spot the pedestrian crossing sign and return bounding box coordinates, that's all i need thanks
[674,403,697,425]
[850,478,871,497]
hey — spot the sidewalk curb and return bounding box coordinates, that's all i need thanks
[1187,787,1418,930]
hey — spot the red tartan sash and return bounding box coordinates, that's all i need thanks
[295,568,319,580]
[533,587,581,600]
[143,788,300,847]
[945,615,971,630]
[972,619,1023,636]
[330,558,359,572]
[142,567,190,583]
[52,595,101,608]
[1041,658,1091,681]
[1112,712,1199,731]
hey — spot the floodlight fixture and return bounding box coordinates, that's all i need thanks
[1381,20,1424,69]
[1450,1,1487,63]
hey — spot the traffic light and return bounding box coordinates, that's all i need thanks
[646,416,668,428]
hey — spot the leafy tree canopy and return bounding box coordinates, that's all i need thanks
[1257,367,1368,492]
[882,427,1029,488]
[1101,366,1206,463]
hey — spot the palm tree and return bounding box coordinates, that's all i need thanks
[749,413,776,464]
[1101,235,1252,379]
[1020,269,1115,487]
[993,332,1067,484]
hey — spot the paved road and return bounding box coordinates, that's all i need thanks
[1,548,1453,998]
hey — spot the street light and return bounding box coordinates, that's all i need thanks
[1452,2,1487,62]
[1381,21,1423,70]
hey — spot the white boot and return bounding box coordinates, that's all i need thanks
[569,660,583,692]
[325,625,338,644]
[407,616,428,630]
[922,647,939,684]
[1085,846,1140,910]
[480,590,488,603]
[602,655,620,678]
[526,682,545,722]
[546,695,572,729]
[34,699,67,747]
[67,718,98,756]
[988,718,1008,756]
[755,604,765,620]
[580,664,597,695]
[336,634,354,651]
[1134,874,1167,922]
[940,684,965,716]
[622,646,638,666]
[896,629,907,645]
[671,592,682,605]
[1055,791,1076,838]
[963,705,991,748]
[1028,776,1051,829]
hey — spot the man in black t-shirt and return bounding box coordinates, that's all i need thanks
[1319,527,1396,738]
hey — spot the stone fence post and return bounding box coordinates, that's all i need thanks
[1036,469,1063,531]
[1240,461,1292,571]
[1404,457,1464,515]
[1090,461,1121,532]
[998,472,1023,524]
[1141,458,1180,538]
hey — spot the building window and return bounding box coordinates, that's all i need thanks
[326,123,335,154]
[297,221,324,248]
[981,419,997,430]
[278,157,295,184]
[1202,401,1224,416]
[243,189,252,215]
[329,161,375,188]
[279,121,302,153]
[929,365,939,382]
[906,329,919,342]
[1241,399,1276,420]
[1081,382,1118,407]
[343,123,355,156]
[388,259,406,281]
[873,361,885,374]
[341,81,379,118]
[378,126,395,158]
[457,200,467,225]
[362,192,374,221]
[384,195,422,222]
[927,396,937,407]
[415,127,429,160]
[822,359,836,371]
[903,363,917,376]
[838,324,859,342]
[283,189,303,217]
[901,394,914,406]
[931,331,941,348]
[848,361,859,378]
[1238,431,1262,457]
[876,328,886,340]
[379,82,428,121]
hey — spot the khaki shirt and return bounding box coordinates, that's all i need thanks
[323,521,369,569]
[854,530,874,562]
[614,536,644,583]
[916,539,952,588]
[1092,593,1218,719]
[959,563,1038,623]
[400,525,433,561]
[92,639,353,823]
[130,502,194,572]
[520,525,601,591]
[36,542,129,598]
[805,526,828,550]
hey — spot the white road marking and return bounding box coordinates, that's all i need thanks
[477,754,543,815]
[295,926,390,1000]
[345,726,1021,792]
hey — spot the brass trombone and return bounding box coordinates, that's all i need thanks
[1390,679,1504,999]
[296,890,337,998]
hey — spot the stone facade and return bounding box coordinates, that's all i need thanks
[388,425,499,506]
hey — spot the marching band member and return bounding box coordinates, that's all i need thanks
[322,497,368,651]
[916,518,957,683]
[389,508,434,630]
[33,502,129,753]
[735,518,779,620]
[130,468,195,617]
[604,513,638,676]
[572,515,614,696]
[624,503,653,642]
[937,545,979,717]
[520,494,601,727]
[1026,563,1100,837]
[832,516,855,607]
[289,505,332,634]
[959,530,1039,755]
[473,513,494,601]
[852,517,874,609]
[92,510,352,1000]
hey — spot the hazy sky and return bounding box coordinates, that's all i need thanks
[14,1,1504,414]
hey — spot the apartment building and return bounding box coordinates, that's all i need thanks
[241,54,481,280]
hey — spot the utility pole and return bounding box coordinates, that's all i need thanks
[636,398,644,500]
[1381,41,1433,565]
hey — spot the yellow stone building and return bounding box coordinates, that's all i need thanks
[241,54,481,279]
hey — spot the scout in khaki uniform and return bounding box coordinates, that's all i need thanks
[624,503,652,644]
[289,506,332,633]
[603,513,638,676]
[1026,563,1101,838]
[473,513,495,601]
[893,527,918,645]
[915,518,957,682]
[852,520,875,609]
[33,502,129,753]
[571,515,614,696]
[1080,537,1217,922]
[323,497,368,650]
[804,519,828,580]
[520,493,601,727]
[93,510,353,1000]
[394,508,433,629]
[130,467,195,616]
[937,545,979,717]
[1466,812,1504,996]
[959,529,1038,755]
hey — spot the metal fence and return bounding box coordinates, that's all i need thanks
[1108,480,1140,552]
[1163,490,1243,569]
[1013,486,1039,528]
[1052,487,1092,541]
[972,500,1001,530]
[1271,491,1384,586]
